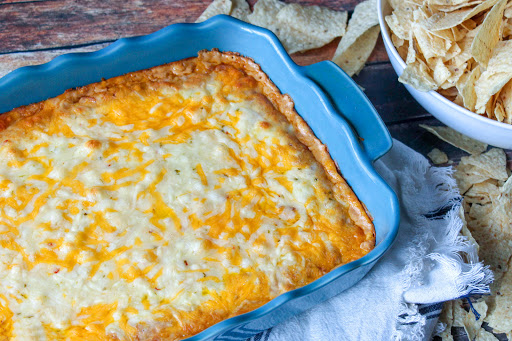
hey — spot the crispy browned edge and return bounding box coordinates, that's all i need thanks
[0,49,375,339]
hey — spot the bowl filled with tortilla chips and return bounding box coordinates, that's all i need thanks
[378,0,512,149]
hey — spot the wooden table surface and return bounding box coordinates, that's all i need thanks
[0,1,508,340]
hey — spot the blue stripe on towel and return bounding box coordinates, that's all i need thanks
[419,302,443,315]
[247,328,272,341]
[398,302,444,327]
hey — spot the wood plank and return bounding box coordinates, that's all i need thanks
[0,0,51,3]
[354,63,431,124]
[0,0,362,11]
[0,43,109,78]
[0,0,380,56]
[254,0,362,10]
[0,0,210,54]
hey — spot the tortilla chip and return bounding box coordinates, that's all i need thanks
[505,5,512,18]
[277,3,348,47]
[432,57,454,85]
[455,164,493,194]
[465,299,489,340]
[440,86,462,98]
[452,299,469,328]
[494,98,506,122]
[395,38,409,60]
[455,148,512,339]
[399,61,438,92]
[471,0,508,68]
[459,148,509,181]
[427,148,449,164]
[246,0,304,53]
[386,12,410,40]
[468,200,494,221]
[247,0,316,54]
[462,66,482,111]
[476,328,500,340]
[457,70,471,93]
[467,187,512,283]
[332,25,380,76]
[419,124,488,154]
[461,18,479,30]
[485,255,512,332]
[444,42,463,62]
[451,26,469,41]
[455,149,507,195]
[501,175,512,194]
[499,79,512,124]
[430,27,458,41]
[424,0,500,31]
[442,62,469,89]
[475,41,512,114]
[332,0,379,74]
[196,0,232,23]
[247,0,287,40]
[248,0,349,54]
[392,34,405,48]
[504,20,512,39]
[453,92,465,105]
[427,0,474,6]
[465,179,501,204]
[413,23,453,60]
[230,0,250,21]
[437,301,455,340]
[405,31,417,64]
[460,205,480,253]
[433,1,485,13]
[452,30,478,66]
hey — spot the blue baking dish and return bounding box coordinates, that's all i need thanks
[0,15,399,340]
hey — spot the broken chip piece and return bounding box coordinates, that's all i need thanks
[332,0,380,76]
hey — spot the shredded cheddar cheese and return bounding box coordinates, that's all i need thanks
[0,50,374,340]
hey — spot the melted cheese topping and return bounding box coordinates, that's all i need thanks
[0,52,373,340]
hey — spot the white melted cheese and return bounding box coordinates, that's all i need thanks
[0,66,357,340]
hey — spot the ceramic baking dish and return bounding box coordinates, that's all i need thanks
[0,15,400,340]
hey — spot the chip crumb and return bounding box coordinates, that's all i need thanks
[427,148,449,164]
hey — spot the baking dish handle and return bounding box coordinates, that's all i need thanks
[301,61,392,162]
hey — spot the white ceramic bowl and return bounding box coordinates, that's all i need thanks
[377,0,512,149]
